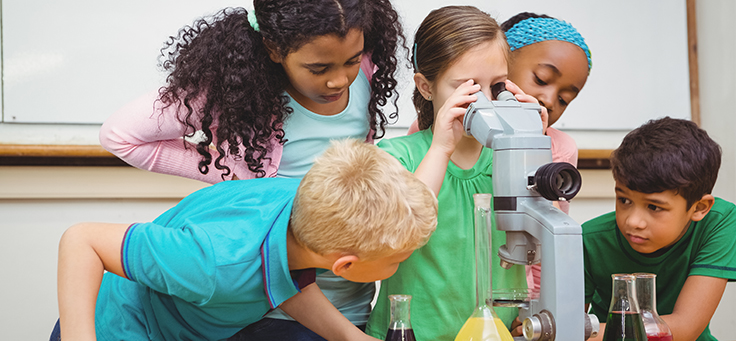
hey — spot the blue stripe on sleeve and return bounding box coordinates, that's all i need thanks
[121,223,137,281]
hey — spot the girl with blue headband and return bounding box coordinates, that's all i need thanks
[502,12,591,334]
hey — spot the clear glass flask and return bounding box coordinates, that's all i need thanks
[454,194,514,341]
[634,273,672,341]
[385,294,416,341]
[601,274,647,341]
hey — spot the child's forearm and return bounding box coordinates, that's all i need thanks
[279,283,380,341]
[662,275,727,341]
[57,223,130,340]
[414,145,452,196]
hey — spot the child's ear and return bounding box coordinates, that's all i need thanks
[263,38,282,64]
[331,255,360,277]
[413,73,433,101]
[691,194,715,221]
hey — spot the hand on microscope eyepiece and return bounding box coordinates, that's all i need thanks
[499,80,549,134]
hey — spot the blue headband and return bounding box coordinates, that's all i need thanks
[506,17,592,70]
[248,10,260,31]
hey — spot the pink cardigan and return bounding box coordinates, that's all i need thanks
[100,55,376,184]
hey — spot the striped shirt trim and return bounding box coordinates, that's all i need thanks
[692,264,736,272]
[261,241,276,308]
[121,223,137,281]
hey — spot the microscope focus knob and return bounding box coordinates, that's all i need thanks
[522,310,555,341]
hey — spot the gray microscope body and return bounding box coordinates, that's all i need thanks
[463,86,598,341]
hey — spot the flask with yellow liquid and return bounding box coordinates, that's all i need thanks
[454,194,514,341]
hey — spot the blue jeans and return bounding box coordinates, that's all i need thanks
[228,318,367,341]
[50,317,367,340]
[49,319,60,341]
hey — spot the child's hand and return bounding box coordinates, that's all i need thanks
[504,80,550,134]
[431,79,481,157]
[511,317,524,337]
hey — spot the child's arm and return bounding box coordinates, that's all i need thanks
[279,283,380,341]
[414,80,548,195]
[99,91,233,184]
[414,80,480,194]
[662,275,727,340]
[57,222,130,341]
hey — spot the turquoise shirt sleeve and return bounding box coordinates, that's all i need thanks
[122,222,217,304]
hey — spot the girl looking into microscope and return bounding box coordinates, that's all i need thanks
[366,6,546,340]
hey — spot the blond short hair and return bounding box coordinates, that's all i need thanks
[290,139,438,259]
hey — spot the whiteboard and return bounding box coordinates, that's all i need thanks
[1,0,690,131]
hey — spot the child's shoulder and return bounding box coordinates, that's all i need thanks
[376,130,433,171]
[582,211,617,235]
[708,197,736,217]
[377,129,432,153]
[698,197,736,232]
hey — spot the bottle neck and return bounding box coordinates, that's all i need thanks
[388,295,412,329]
[635,276,657,312]
[609,274,640,313]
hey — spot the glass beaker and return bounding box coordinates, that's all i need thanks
[454,194,514,341]
[634,273,672,341]
[602,274,647,341]
[385,294,416,341]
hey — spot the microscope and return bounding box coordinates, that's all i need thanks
[463,83,599,341]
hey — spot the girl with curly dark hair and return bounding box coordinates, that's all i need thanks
[98,1,405,340]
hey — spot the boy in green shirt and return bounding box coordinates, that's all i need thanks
[583,117,736,341]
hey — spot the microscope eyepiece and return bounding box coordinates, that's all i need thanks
[491,82,517,102]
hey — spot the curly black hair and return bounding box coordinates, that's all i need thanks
[158,0,405,179]
[500,12,553,32]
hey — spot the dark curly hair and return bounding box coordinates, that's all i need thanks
[500,12,553,32]
[158,0,405,179]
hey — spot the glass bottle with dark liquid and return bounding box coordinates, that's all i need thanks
[634,273,673,341]
[385,294,416,341]
[602,274,647,341]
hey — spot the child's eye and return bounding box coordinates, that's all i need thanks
[309,68,328,75]
[534,74,547,86]
[558,96,568,107]
[617,197,631,205]
[648,204,663,212]
[346,58,361,66]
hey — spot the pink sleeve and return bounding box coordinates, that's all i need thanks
[99,90,232,184]
[407,120,420,135]
[360,53,376,83]
[547,127,578,167]
[547,127,578,214]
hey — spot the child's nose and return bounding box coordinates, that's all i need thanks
[626,211,647,229]
[327,71,349,89]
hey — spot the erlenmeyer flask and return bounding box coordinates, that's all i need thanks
[385,294,416,341]
[454,194,514,341]
[634,273,672,341]
[602,274,647,341]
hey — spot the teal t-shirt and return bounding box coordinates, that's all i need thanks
[94,179,304,341]
[366,130,527,341]
[583,197,736,341]
[273,68,374,324]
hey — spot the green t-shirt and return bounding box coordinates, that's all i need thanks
[583,197,736,341]
[366,130,527,341]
